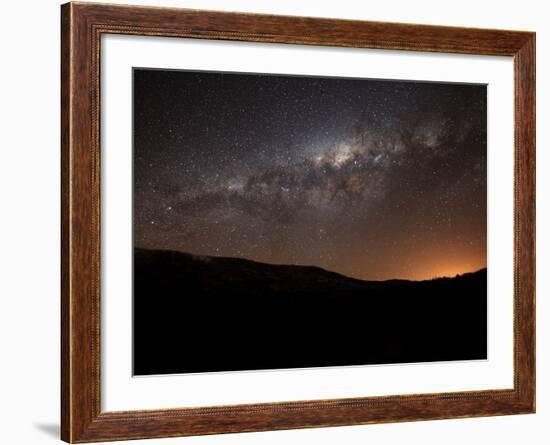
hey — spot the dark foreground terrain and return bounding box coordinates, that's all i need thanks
[134,248,487,375]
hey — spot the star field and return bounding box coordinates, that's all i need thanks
[133,68,487,280]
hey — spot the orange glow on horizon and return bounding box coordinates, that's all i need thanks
[349,242,487,282]
[406,261,486,281]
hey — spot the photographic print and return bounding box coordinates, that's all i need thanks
[61,5,535,440]
[133,68,487,376]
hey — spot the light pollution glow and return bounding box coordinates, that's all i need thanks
[134,69,487,281]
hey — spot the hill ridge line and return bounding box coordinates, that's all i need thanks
[134,247,487,284]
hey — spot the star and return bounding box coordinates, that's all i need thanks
[133,68,487,281]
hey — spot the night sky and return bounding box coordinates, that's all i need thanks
[133,68,486,281]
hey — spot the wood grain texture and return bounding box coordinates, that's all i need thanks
[60,3,71,441]
[60,2,536,442]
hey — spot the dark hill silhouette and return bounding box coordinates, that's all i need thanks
[134,248,487,375]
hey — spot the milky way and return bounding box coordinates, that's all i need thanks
[133,68,486,280]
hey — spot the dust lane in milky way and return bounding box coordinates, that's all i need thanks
[133,68,487,281]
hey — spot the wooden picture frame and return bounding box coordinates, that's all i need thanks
[61,2,535,442]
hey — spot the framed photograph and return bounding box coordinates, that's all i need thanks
[61,2,535,442]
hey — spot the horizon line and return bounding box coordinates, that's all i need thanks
[134,246,487,284]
